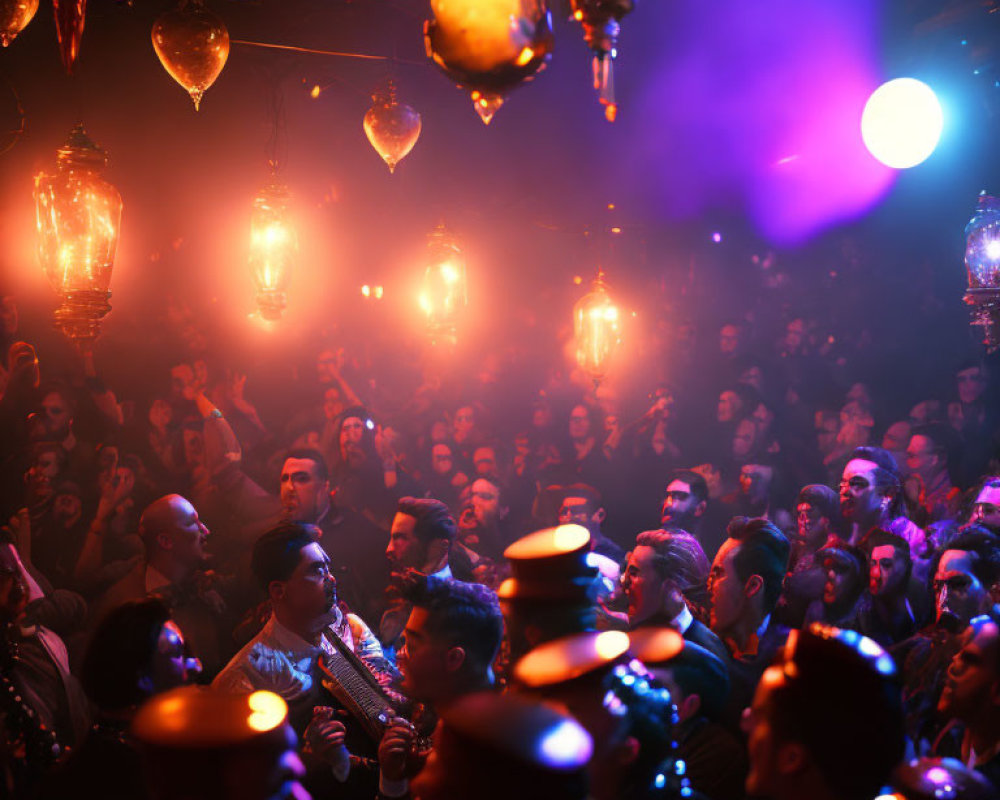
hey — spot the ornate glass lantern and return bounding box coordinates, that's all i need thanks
[568,0,634,121]
[573,270,620,383]
[419,223,467,337]
[249,176,296,321]
[963,191,1000,351]
[34,123,122,343]
[363,81,422,173]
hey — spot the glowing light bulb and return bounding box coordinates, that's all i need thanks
[861,78,943,169]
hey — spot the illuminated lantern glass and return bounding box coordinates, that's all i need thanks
[34,123,122,342]
[0,0,39,47]
[249,177,296,321]
[964,192,1000,352]
[151,0,230,111]
[424,0,553,124]
[573,272,620,382]
[363,82,422,173]
[419,223,467,336]
[568,0,634,121]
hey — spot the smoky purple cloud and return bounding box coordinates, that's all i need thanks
[624,0,897,244]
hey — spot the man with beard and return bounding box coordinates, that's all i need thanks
[893,531,1000,749]
[660,468,727,556]
[214,522,392,798]
[855,528,917,648]
[969,477,1000,535]
[802,541,867,628]
[88,494,229,678]
[938,610,1000,790]
[556,483,625,562]
[840,446,927,558]
[375,575,503,798]
[456,476,509,562]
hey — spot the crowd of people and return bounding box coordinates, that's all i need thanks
[1,281,999,800]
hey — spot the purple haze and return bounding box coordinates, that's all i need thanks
[625,0,897,244]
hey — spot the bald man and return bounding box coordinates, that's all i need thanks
[88,495,228,677]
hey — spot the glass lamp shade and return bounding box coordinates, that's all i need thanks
[0,0,39,47]
[568,0,634,121]
[424,0,553,124]
[573,273,620,382]
[419,223,467,335]
[152,0,229,111]
[249,178,295,321]
[363,84,422,173]
[963,192,1000,352]
[34,123,121,342]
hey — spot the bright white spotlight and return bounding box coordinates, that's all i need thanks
[861,78,943,169]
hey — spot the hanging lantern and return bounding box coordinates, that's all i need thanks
[249,176,296,321]
[52,0,86,74]
[363,81,422,173]
[568,0,634,121]
[574,270,621,383]
[0,0,38,47]
[152,0,229,111]
[34,124,122,343]
[419,223,467,336]
[963,191,1000,352]
[424,0,554,124]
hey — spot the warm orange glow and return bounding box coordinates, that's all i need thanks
[610,226,621,234]
[247,691,287,733]
[0,0,39,47]
[515,46,535,67]
[573,275,583,285]
[505,525,591,560]
[363,84,422,173]
[373,285,384,299]
[249,177,296,320]
[310,84,322,98]
[34,124,121,341]
[361,284,371,297]
[151,0,230,110]
[421,223,467,335]
[573,273,621,382]
[595,630,630,660]
[573,9,583,20]
[604,103,617,122]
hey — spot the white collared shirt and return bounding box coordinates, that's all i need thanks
[670,604,694,636]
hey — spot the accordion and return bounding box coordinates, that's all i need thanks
[317,629,404,741]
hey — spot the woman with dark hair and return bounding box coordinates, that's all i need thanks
[39,598,199,800]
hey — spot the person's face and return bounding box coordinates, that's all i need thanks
[473,447,497,477]
[162,497,210,567]
[741,366,764,390]
[276,542,337,629]
[939,621,1000,722]
[149,398,172,430]
[41,391,71,436]
[279,457,329,523]
[971,485,1000,531]
[795,502,829,550]
[35,450,60,479]
[558,496,596,532]
[739,464,772,499]
[397,606,453,703]
[429,420,449,443]
[387,513,427,571]
[568,405,591,440]
[869,544,906,597]
[469,479,502,527]
[717,391,741,423]
[661,479,702,528]
[909,401,931,427]
[532,403,552,429]
[170,364,195,399]
[957,366,986,406]
[150,620,200,691]
[751,403,774,436]
[906,434,941,482]
[882,422,912,454]
[742,667,787,798]
[316,349,338,384]
[708,539,745,634]
[822,554,858,606]
[840,458,882,522]
[339,416,365,461]
[815,414,839,456]
[0,296,17,336]
[934,550,990,630]
[732,419,757,459]
[53,492,82,525]
[453,406,475,440]
[719,324,740,355]
[620,545,666,625]
[430,444,453,476]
